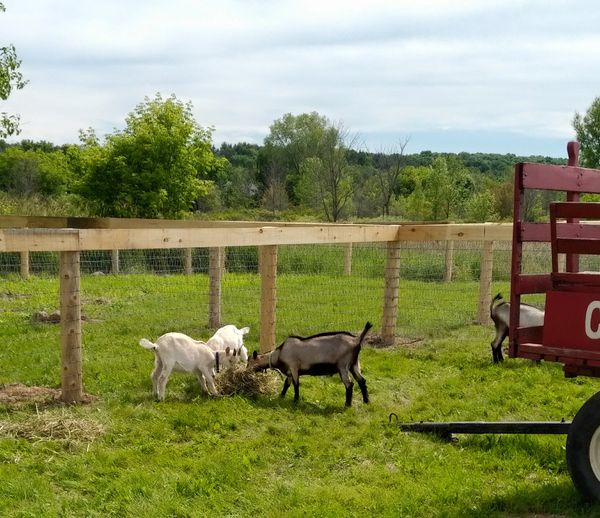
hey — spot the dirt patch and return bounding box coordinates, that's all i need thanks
[30,310,97,324]
[366,333,424,349]
[0,383,96,408]
[0,291,31,299]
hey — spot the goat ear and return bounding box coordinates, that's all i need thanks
[252,350,258,360]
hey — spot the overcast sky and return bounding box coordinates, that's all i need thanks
[1,0,599,157]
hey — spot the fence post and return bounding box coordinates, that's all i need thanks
[209,247,224,328]
[477,240,495,324]
[20,251,29,279]
[260,245,278,352]
[184,248,193,275]
[382,241,401,345]
[111,249,119,274]
[344,242,353,276]
[59,251,83,403]
[444,240,454,282]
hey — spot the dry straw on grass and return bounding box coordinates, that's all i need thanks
[215,365,280,397]
[0,411,105,443]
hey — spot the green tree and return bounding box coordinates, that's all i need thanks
[79,94,219,218]
[573,97,600,168]
[424,156,473,221]
[0,147,71,195]
[466,190,498,222]
[261,112,329,202]
[372,138,409,217]
[0,2,27,138]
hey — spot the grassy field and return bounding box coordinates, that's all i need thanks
[1,273,600,517]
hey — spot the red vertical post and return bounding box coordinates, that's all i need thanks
[566,141,581,273]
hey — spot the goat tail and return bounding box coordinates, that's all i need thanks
[357,321,373,348]
[139,338,157,350]
[490,293,504,317]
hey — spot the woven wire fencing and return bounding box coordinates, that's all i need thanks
[0,241,558,344]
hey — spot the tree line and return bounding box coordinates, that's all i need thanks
[0,94,575,222]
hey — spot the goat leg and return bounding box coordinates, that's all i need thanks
[280,376,291,398]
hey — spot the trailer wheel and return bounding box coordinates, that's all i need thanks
[567,391,600,501]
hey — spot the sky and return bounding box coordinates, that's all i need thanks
[1,0,599,157]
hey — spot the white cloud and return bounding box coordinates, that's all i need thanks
[1,0,599,154]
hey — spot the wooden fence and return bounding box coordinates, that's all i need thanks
[0,216,512,402]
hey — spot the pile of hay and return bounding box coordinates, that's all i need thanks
[0,412,105,443]
[215,365,280,397]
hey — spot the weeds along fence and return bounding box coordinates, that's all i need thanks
[0,216,542,402]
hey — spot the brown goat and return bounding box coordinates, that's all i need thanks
[248,322,372,407]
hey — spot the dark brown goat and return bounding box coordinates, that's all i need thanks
[248,322,372,406]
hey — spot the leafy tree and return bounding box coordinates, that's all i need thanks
[372,138,409,217]
[261,112,329,201]
[466,191,498,222]
[0,147,71,195]
[79,94,220,218]
[400,178,431,221]
[424,156,473,221]
[573,97,600,167]
[0,2,27,138]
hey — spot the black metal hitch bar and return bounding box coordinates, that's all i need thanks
[389,413,571,441]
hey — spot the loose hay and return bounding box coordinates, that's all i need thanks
[0,412,105,443]
[215,365,280,397]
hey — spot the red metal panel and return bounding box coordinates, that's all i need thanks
[521,223,550,242]
[514,274,552,294]
[521,164,600,192]
[552,202,600,219]
[543,291,600,351]
[555,238,600,255]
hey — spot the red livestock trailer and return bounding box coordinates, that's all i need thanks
[510,140,600,500]
[396,141,600,501]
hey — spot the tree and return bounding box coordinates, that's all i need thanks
[79,94,220,218]
[424,156,473,221]
[261,112,329,201]
[0,2,27,138]
[372,138,410,217]
[573,97,600,168]
[0,147,72,196]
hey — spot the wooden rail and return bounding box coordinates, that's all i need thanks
[0,217,513,403]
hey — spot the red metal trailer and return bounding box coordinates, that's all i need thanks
[397,142,600,501]
[510,140,600,500]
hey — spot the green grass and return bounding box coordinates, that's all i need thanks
[1,273,600,517]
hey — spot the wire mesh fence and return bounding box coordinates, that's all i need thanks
[0,240,551,343]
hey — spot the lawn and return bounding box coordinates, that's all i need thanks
[1,273,599,517]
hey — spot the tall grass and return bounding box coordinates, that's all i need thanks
[1,273,599,516]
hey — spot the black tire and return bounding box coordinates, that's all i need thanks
[566,391,600,501]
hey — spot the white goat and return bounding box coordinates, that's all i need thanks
[206,325,250,363]
[139,332,240,400]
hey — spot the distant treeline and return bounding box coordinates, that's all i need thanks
[0,104,567,223]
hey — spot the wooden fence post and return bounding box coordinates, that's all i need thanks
[184,248,193,275]
[477,240,495,324]
[111,249,119,274]
[20,251,29,279]
[260,245,278,352]
[209,247,224,328]
[444,240,454,282]
[382,241,401,345]
[344,242,353,276]
[59,251,83,403]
